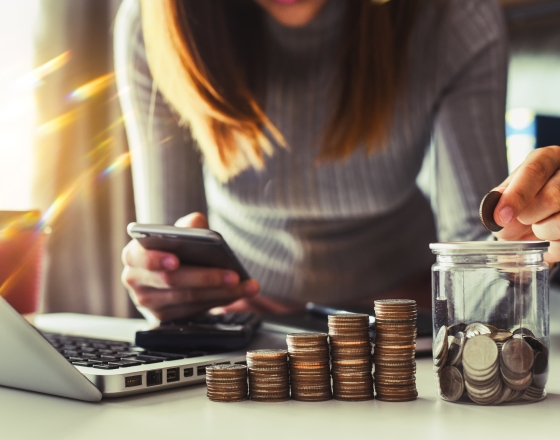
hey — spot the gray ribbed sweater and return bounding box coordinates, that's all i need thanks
[115,0,509,305]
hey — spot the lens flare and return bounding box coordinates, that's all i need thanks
[36,110,78,135]
[37,150,132,230]
[87,137,114,160]
[37,169,94,229]
[68,73,114,102]
[0,211,42,240]
[14,51,71,90]
[98,152,131,179]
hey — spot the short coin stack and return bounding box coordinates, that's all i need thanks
[328,314,373,401]
[247,349,290,402]
[206,364,248,402]
[287,333,332,401]
[373,299,418,402]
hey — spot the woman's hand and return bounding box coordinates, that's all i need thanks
[121,212,259,322]
[491,145,560,263]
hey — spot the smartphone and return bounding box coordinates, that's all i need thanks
[126,223,250,281]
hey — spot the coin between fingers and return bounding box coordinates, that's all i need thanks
[480,190,503,232]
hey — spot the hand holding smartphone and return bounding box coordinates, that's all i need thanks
[127,222,250,280]
[122,218,258,322]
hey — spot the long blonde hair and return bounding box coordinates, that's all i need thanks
[141,0,421,182]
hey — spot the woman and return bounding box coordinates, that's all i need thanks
[115,0,560,322]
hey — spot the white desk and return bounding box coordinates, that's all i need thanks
[2,292,560,440]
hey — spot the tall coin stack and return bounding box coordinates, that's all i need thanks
[206,364,248,402]
[247,349,290,402]
[328,314,374,401]
[373,299,418,402]
[287,333,332,401]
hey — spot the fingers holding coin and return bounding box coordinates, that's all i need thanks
[480,146,560,263]
[494,146,560,228]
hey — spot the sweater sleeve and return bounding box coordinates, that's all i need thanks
[431,0,509,242]
[114,0,206,225]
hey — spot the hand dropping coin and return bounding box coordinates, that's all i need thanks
[479,190,503,232]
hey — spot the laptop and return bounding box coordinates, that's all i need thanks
[0,297,247,402]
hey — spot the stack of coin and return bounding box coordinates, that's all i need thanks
[328,314,373,401]
[206,364,248,402]
[287,333,332,401]
[247,349,290,402]
[500,338,534,393]
[373,299,418,402]
[462,335,503,404]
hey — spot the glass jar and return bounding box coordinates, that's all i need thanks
[429,241,549,405]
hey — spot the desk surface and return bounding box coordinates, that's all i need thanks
[2,292,560,440]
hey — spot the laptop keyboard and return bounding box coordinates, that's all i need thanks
[42,333,208,370]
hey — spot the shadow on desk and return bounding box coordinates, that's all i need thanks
[540,392,560,404]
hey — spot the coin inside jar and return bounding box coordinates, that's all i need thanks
[433,325,448,359]
[501,338,534,374]
[463,335,498,371]
[447,332,465,366]
[438,365,464,401]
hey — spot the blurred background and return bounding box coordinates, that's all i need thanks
[0,0,559,318]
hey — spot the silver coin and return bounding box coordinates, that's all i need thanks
[465,323,492,339]
[495,384,515,404]
[433,342,448,368]
[523,386,545,402]
[479,190,503,232]
[433,326,448,359]
[465,375,501,397]
[439,366,464,402]
[462,335,498,372]
[501,338,534,374]
[447,322,467,337]
[447,332,465,367]
[510,326,535,338]
[501,370,532,391]
[463,365,499,386]
[488,331,513,343]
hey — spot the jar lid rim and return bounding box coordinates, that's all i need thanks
[429,240,549,251]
